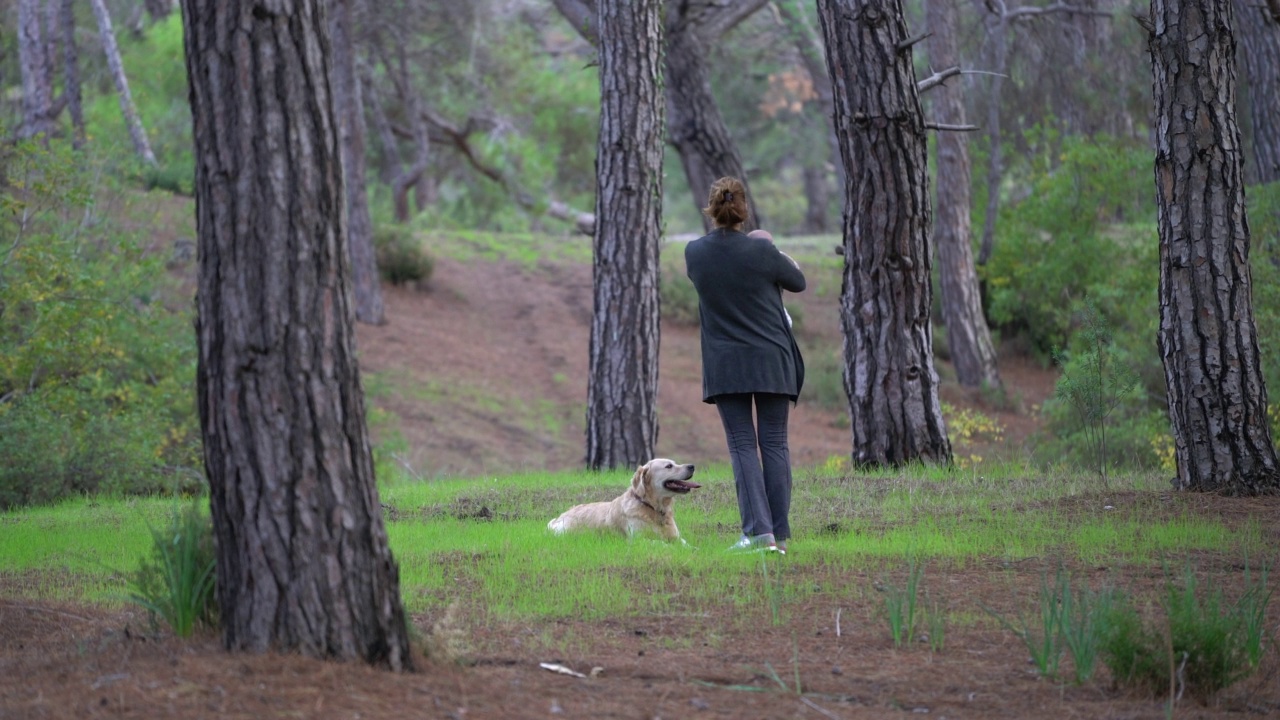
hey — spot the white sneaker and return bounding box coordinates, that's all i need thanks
[727,533,777,553]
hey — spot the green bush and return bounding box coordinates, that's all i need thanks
[660,265,700,326]
[979,131,1155,357]
[374,226,435,286]
[1097,565,1272,699]
[127,500,218,637]
[1248,181,1280,444]
[0,139,200,509]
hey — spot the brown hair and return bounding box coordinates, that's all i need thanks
[702,176,750,230]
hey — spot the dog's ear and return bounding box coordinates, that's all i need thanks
[631,463,648,489]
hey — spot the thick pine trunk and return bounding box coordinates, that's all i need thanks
[925,0,1001,391]
[1232,0,1280,184]
[17,0,53,141]
[586,0,664,470]
[89,0,157,166]
[330,0,385,325]
[179,0,413,667]
[61,0,85,148]
[1147,0,1280,495]
[817,0,953,467]
[664,15,759,232]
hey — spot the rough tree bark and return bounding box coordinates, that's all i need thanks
[330,0,385,325]
[1232,0,1280,184]
[62,0,86,148]
[17,0,54,141]
[585,0,665,470]
[817,0,953,467]
[550,0,767,231]
[925,0,1001,391]
[89,0,157,166]
[178,0,414,666]
[1144,0,1280,495]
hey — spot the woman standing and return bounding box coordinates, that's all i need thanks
[684,177,806,555]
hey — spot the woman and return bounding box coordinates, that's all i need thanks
[684,177,806,555]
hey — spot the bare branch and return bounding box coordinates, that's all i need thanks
[897,30,933,52]
[550,0,597,44]
[917,65,962,93]
[698,0,772,40]
[925,122,981,132]
[1005,1,1113,20]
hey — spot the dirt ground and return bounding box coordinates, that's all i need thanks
[3,251,1279,719]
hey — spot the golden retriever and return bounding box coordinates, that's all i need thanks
[548,458,699,541]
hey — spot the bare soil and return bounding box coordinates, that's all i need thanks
[3,252,1279,719]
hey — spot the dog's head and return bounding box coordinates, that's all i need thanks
[631,458,700,501]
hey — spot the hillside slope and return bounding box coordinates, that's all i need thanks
[354,246,1055,479]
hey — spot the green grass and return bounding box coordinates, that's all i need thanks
[0,465,1268,628]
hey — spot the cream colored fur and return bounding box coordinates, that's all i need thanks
[547,458,699,541]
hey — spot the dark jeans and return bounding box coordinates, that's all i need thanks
[714,392,793,542]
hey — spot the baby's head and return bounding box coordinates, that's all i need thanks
[747,229,774,242]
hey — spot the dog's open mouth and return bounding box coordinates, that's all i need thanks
[663,479,701,494]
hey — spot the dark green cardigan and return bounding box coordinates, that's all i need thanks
[684,228,807,403]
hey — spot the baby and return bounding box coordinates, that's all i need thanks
[747,228,797,328]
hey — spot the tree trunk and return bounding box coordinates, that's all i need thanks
[62,0,85,148]
[926,0,1001,391]
[17,0,54,141]
[801,163,830,234]
[330,0,385,326]
[89,0,157,166]
[977,10,1008,266]
[551,0,766,232]
[1233,0,1280,184]
[586,0,664,470]
[178,0,414,667]
[145,0,175,21]
[817,0,953,467]
[1146,0,1280,495]
[664,12,759,232]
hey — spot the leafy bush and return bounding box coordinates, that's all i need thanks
[1097,565,1273,699]
[127,500,218,637]
[374,226,435,287]
[1248,181,1280,444]
[979,131,1155,357]
[0,139,200,509]
[660,263,700,326]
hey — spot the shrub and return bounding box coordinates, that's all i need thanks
[660,266,700,326]
[374,226,435,287]
[127,500,218,637]
[979,131,1154,357]
[1097,565,1273,699]
[1,139,200,509]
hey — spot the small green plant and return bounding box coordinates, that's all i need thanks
[923,591,946,653]
[659,264,700,326]
[1051,298,1140,486]
[126,500,218,637]
[1096,563,1274,699]
[984,569,1066,679]
[882,556,924,648]
[1058,573,1108,683]
[374,226,435,286]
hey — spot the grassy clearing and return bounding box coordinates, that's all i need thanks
[1,464,1264,631]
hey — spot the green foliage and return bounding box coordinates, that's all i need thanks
[979,131,1155,356]
[1049,299,1141,482]
[659,253,700,326]
[0,139,200,509]
[1247,181,1280,444]
[881,556,924,648]
[127,499,218,637]
[374,225,435,287]
[84,14,194,194]
[1098,564,1273,699]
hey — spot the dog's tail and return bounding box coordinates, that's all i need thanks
[547,517,568,534]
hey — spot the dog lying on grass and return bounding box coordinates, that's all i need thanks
[547,458,699,542]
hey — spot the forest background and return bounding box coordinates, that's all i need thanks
[2,0,1280,509]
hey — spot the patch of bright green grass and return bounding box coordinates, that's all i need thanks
[1,465,1266,628]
